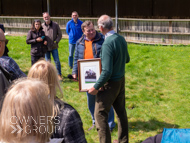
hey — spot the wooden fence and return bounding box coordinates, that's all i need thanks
[1,16,190,45]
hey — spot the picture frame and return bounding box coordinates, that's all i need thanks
[78,58,102,92]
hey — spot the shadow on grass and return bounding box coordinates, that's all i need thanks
[113,118,179,143]
[128,118,179,132]
[62,77,78,83]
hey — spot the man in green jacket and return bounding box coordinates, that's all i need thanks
[88,15,130,143]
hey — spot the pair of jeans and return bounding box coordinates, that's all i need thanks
[95,77,128,143]
[45,49,61,75]
[86,92,116,130]
[68,43,75,68]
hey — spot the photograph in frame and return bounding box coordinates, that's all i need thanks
[78,58,101,92]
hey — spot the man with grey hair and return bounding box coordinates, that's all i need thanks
[88,15,130,143]
[42,12,62,81]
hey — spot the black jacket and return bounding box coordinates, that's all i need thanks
[26,30,47,56]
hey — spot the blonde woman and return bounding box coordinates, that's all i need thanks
[0,78,63,143]
[28,60,87,143]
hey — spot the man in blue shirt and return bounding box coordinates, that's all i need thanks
[66,11,83,69]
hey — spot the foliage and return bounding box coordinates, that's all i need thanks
[6,36,190,143]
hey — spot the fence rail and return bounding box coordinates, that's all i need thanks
[1,16,190,45]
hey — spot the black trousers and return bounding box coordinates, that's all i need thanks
[31,55,44,65]
[95,77,128,143]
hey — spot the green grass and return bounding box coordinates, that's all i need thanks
[6,36,190,143]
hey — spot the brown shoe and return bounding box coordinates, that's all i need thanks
[88,125,95,131]
[58,75,63,81]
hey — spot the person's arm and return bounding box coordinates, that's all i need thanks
[55,24,62,43]
[125,43,130,63]
[72,42,79,76]
[62,107,87,143]
[42,31,47,45]
[66,22,70,35]
[10,59,26,80]
[93,43,113,90]
[142,133,163,143]
[6,57,26,80]
[26,31,37,44]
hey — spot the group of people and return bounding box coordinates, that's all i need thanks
[26,12,62,80]
[0,12,131,143]
[1,10,188,143]
[0,28,86,142]
[67,13,130,143]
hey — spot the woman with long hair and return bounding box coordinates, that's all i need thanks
[26,19,47,65]
[28,60,87,143]
[0,78,63,143]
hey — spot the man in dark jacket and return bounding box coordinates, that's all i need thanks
[0,24,9,56]
[72,21,115,131]
[42,12,62,80]
[0,29,10,111]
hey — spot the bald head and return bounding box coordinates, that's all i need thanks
[98,15,113,30]
[0,29,6,57]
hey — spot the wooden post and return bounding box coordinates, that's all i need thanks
[90,0,93,16]
[0,0,2,15]
[169,21,172,44]
[115,0,118,33]
[47,0,50,15]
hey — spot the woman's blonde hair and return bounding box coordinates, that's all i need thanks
[0,78,53,143]
[28,60,63,115]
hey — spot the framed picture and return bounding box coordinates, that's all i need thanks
[78,58,101,92]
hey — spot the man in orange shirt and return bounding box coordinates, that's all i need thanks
[72,21,115,131]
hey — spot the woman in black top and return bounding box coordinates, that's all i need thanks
[26,19,47,65]
[28,60,87,143]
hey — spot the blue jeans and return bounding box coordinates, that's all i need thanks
[68,43,75,68]
[45,49,61,75]
[86,92,116,130]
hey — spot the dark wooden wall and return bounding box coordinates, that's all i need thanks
[0,0,190,18]
[0,0,46,16]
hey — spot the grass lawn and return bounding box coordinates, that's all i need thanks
[6,35,190,143]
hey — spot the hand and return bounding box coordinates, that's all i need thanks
[88,87,98,95]
[36,37,43,42]
[44,41,47,45]
[72,74,77,79]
